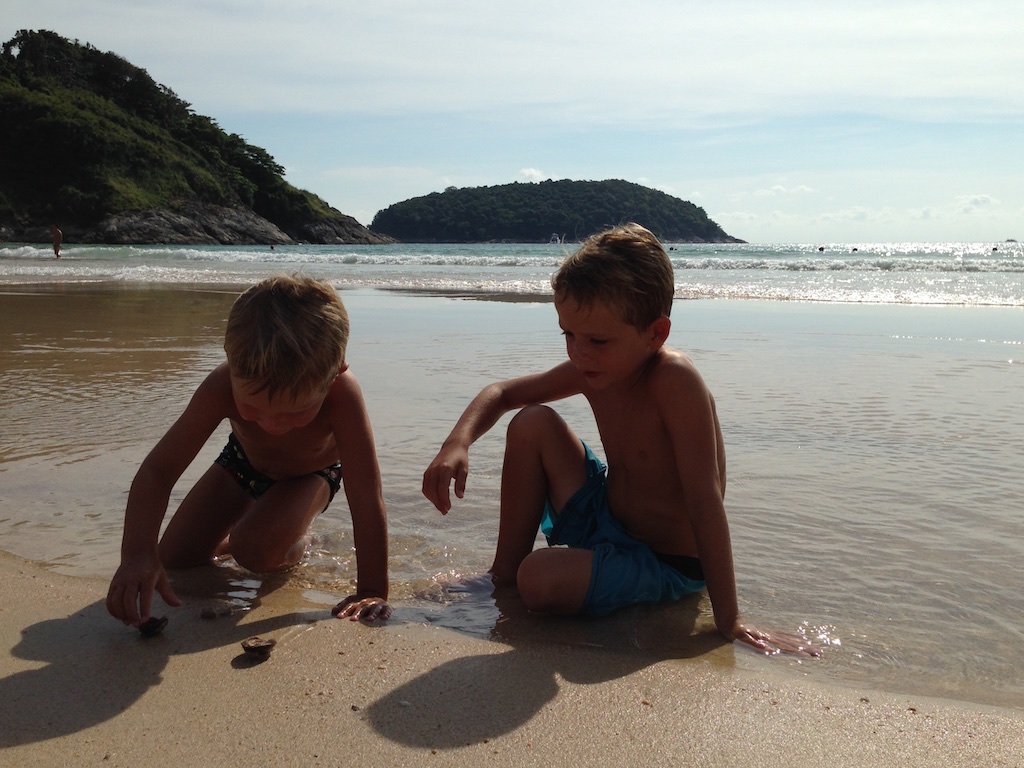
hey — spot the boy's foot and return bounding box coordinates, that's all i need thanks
[415,571,496,601]
[442,572,497,593]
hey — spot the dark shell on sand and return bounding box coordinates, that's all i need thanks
[241,636,276,658]
[139,616,168,637]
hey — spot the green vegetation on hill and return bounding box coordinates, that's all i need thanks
[370,179,742,243]
[0,30,380,243]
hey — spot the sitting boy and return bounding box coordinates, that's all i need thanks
[423,225,814,655]
[107,275,390,626]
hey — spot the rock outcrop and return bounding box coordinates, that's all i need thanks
[48,204,395,246]
[84,205,292,245]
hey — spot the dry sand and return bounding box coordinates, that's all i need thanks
[1,551,1021,768]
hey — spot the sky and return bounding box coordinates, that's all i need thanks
[5,1,1023,243]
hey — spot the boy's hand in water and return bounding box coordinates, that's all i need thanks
[731,622,821,657]
[332,594,392,622]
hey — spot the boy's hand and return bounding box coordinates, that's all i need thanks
[331,594,392,622]
[731,622,821,657]
[422,442,470,514]
[106,556,181,626]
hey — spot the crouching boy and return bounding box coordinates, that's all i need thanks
[107,275,390,626]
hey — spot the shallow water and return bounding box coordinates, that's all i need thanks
[2,284,1021,709]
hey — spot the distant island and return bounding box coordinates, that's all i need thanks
[0,30,392,245]
[372,180,744,244]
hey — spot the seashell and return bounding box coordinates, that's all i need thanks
[241,636,276,658]
[139,616,168,637]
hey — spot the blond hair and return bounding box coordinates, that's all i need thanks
[551,223,674,328]
[224,275,349,399]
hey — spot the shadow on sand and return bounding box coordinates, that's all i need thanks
[0,566,352,748]
[365,582,729,749]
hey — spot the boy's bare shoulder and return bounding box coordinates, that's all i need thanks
[206,360,232,383]
[651,346,705,380]
[647,347,712,402]
[188,362,237,416]
[324,364,360,398]
[320,365,369,419]
[195,362,233,397]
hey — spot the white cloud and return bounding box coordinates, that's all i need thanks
[516,168,550,183]
[820,207,873,223]
[717,210,763,222]
[952,194,999,214]
[9,1,1024,124]
[910,207,939,221]
[754,184,816,198]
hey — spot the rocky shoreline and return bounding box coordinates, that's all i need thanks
[1,203,395,246]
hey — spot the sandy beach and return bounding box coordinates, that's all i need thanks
[2,550,1022,767]
[2,282,1023,765]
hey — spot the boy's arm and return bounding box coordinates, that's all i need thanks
[326,371,391,619]
[422,362,582,513]
[656,364,739,634]
[106,366,231,625]
[655,362,817,656]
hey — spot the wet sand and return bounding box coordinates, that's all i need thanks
[1,552,1022,766]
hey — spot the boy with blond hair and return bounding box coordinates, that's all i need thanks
[423,225,814,654]
[108,275,390,626]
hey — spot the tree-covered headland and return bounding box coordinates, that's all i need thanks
[371,179,743,243]
[0,30,389,244]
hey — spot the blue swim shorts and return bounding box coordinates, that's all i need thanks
[214,433,342,510]
[540,442,706,616]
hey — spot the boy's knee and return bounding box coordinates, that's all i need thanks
[507,404,558,441]
[517,551,587,614]
[516,558,555,611]
[158,538,207,570]
[228,531,302,574]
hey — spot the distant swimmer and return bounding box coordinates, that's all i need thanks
[818,246,825,252]
[51,224,62,258]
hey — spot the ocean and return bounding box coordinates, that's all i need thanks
[1,240,1021,710]
[1,240,1022,304]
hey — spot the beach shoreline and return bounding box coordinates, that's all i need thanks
[1,550,1021,767]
